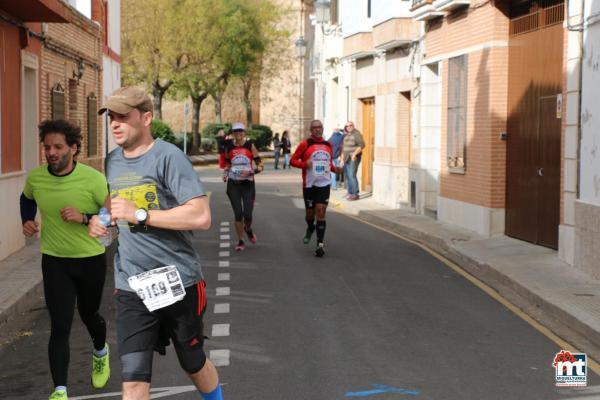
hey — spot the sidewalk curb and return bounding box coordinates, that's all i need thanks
[0,243,44,330]
[352,209,600,361]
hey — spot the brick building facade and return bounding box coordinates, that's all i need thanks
[41,7,104,171]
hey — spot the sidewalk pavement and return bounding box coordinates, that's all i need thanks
[329,189,600,363]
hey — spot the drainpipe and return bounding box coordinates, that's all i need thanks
[565,0,585,199]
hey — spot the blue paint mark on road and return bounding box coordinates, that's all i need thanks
[345,384,419,397]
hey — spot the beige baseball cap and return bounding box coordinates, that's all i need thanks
[98,86,153,115]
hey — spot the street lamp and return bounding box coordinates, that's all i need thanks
[295,36,307,59]
[295,36,307,137]
[315,0,331,24]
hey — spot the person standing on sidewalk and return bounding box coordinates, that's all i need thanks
[340,122,365,201]
[20,119,110,400]
[281,130,292,169]
[291,120,341,257]
[327,127,345,190]
[272,132,282,169]
[89,86,224,400]
[222,122,264,251]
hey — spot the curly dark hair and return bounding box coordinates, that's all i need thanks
[38,119,82,157]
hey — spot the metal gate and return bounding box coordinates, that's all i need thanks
[505,0,564,249]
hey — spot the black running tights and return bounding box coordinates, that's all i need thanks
[42,253,107,387]
[226,179,256,222]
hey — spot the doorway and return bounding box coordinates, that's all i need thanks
[505,0,564,249]
[360,98,375,192]
[22,54,39,172]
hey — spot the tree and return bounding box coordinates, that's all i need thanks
[233,1,291,127]
[121,0,181,119]
[172,0,274,154]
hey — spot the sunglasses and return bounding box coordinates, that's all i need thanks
[232,129,244,133]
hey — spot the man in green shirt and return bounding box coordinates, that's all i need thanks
[20,119,110,400]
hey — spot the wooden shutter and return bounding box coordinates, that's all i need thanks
[51,83,65,120]
[87,93,97,156]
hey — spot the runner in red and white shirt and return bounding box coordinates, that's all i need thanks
[290,119,342,257]
[221,122,264,251]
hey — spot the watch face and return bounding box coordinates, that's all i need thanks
[135,208,148,222]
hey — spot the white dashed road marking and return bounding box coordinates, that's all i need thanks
[210,349,231,367]
[213,222,233,371]
[214,303,230,314]
[212,324,230,337]
[218,273,230,281]
[216,287,231,296]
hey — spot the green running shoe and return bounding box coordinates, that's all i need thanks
[303,228,314,244]
[49,389,67,400]
[91,344,110,389]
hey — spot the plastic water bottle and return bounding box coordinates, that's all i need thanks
[98,207,114,247]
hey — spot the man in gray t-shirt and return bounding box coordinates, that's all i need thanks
[106,138,205,291]
[89,86,223,400]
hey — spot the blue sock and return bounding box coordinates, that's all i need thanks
[94,344,108,357]
[55,386,67,393]
[200,383,223,400]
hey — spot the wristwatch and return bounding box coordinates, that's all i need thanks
[134,208,148,226]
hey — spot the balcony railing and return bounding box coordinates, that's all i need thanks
[411,0,434,10]
[510,3,564,36]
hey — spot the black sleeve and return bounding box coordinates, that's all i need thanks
[20,193,37,224]
[216,136,227,154]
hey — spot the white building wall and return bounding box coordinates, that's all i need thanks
[579,3,600,203]
[0,175,28,261]
[103,0,121,153]
[416,61,442,215]
[574,0,600,276]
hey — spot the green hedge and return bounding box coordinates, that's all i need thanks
[151,120,176,143]
[173,133,216,153]
[200,122,273,150]
[202,123,231,138]
[249,124,273,150]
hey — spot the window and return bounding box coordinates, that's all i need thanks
[51,83,65,120]
[68,78,78,116]
[367,0,372,18]
[331,0,339,24]
[87,93,98,156]
[447,55,468,172]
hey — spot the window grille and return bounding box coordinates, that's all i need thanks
[447,55,468,171]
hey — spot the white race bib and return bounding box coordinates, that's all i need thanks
[312,160,329,177]
[127,265,185,311]
[231,164,252,176]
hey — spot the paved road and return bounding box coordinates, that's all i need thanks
[0,162,597,399]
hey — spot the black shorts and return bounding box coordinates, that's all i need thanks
[115,281,207,357]
[303,185,331,209]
